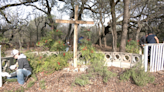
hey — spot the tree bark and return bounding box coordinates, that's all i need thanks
[119,0,130,52]
[110,0,118,52]
[98,23,102,47]
[135,22,142,41]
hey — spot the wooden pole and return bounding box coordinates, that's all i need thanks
[55,5,94,67]
[73,5,78,67]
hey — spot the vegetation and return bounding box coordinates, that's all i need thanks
[25,52,72,74]
[39,80,46,89]
[73,30,116,86]
[36,29,66,52]
[27,81,35,88]
[126,39,139,54]
[120,62,155,86]
[4,87,24,92]
[1,0,162,90]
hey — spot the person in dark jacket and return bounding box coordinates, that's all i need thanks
[146,31,159,44]
[139,35,148,47]
[7,49,32,85]
[146,31,159,61]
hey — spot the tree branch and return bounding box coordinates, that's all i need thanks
[0,0,38,10]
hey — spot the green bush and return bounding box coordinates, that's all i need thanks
[126,39,139,54]
[120,62,155,86]
[36,29,66,52]
[74,29,116,86]
[25,52,72,75]
[75,74,89,86]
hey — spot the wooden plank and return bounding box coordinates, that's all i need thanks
[55,19,94,24]
[55,5,94,68]
[73,5,78,67]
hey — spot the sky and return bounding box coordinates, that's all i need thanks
[0,0,110,27]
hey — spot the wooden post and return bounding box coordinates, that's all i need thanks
[55,5,94,67]
[74,6,78,67]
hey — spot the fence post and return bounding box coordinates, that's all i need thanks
[144,45,148,72]
[0,45,2,87]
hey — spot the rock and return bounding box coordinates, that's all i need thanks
[79,68,85,72]
[73,68,78,72]
[63,68,70,72]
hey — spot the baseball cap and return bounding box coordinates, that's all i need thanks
[11,49,19,56]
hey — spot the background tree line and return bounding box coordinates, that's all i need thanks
[0,0,163,52]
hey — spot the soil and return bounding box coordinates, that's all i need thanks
[0,66,164,92]
[0,46,164,92]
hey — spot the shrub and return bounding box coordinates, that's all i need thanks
[36,29,66,52]
[120,62,155,86]
[126,39,139,54]
[74,29,116,86]
[25,52,72,75]
[75,74,89,86]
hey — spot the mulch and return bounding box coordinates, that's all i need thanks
[0,66,164,92]
[1,46,164,92]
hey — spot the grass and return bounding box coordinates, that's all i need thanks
[5,79,17,82]
[39,80,46,89]
[27,81,35,88]
[4,87,24,92]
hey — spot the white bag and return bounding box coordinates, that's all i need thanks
[1,72,11,77]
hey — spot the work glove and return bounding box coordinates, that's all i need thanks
[10,64,17,70]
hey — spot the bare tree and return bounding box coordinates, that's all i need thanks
[0,0,38,23]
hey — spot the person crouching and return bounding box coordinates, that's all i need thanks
[7,49,32,85]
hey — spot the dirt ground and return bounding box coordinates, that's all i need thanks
[0,66,164,92]
[1,46,164,92]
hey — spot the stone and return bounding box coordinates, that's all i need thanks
[79,68,85,72]
[63,68,70,72]
[73,68,78,72]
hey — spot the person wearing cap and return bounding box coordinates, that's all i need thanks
[7,49,32,85]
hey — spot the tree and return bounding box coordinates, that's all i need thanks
[119,0,130,52]
[0,0,38,23]
[109,0,120,52]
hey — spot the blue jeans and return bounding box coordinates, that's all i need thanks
[7,69,31,85]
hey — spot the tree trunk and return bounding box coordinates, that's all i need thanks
[119,0,130,52]
[37,27,39,42]
[19,40,22,51]
[102,26,107,47]
[110,0,118,52]
[135,22,142,41]
[98,23,102,47]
